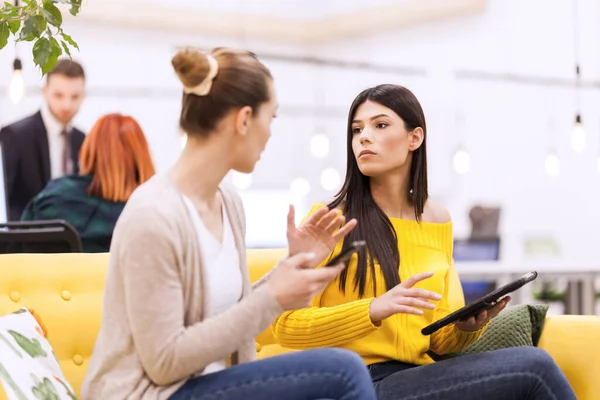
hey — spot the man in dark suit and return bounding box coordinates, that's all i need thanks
[0,59,86,221]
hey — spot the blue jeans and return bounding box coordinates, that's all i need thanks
[370,346,576,400]
[169,348,376,400]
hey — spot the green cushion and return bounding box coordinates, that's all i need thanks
[432,304,549,360]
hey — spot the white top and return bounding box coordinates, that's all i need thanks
[40,104,72,178]
[181,194,243,375]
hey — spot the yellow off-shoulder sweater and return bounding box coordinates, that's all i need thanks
[272,204,486,366]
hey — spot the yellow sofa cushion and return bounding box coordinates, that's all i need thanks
[0,253,109,398]
[246,248,287,346]
[538,315,600,400]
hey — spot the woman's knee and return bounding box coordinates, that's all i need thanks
[306,348,374,398]
[305,348,366,372]
[310,348,366,368]
[509,346,556,370]
[498,346,575,397]
[499,346,565,381]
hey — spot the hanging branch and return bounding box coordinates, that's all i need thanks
[0,0,82,74]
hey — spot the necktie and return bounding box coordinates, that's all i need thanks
[61,128,70,175]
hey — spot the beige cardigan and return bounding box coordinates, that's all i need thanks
[81,174,283,400]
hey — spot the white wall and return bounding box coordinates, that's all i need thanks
[1,0,599,263]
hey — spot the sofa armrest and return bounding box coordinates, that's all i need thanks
[538,315,600,400]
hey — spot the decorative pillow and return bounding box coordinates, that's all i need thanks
[431,304,549,361]
[0,307,76,400]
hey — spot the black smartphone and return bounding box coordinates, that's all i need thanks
[421,271,538,336]
[325,240,366,267]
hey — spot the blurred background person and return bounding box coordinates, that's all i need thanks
[21,113,155,252]
[0,58,87,221]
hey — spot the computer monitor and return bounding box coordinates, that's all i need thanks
[453,237,501,261]
[0,143,7,223]
[454,237,501,304]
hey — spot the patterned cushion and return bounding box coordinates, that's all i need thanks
[433,304,549,360]
[0,307,76,400]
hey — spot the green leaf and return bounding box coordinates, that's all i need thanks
[32,36,51,68]
[8,19,21,34]
[60,39,71,57]
[0,332,23,358]
[22,0,38,9]
[47,36,62,71]
[1,3,19,18]
[0,363,28,400]
[49,35,62,56]
[33,36,62,74]
[69,0,82,16]
[42,1,63,27]
[7,330,48,357]
[19,15,47,42]
[61,31,78,50]
[0,22,9,50]
[2,3,18,12]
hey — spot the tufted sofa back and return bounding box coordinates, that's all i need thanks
[0,253,108,398]
[0,249,287,397]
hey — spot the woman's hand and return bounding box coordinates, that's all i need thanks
[455,296,511,332]
[267,252,346,310]
[369,272,442,324]
[286,205,357,264]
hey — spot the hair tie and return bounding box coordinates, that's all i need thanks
[183,54,219,96]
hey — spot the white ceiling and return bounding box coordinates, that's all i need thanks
[147,0,406,19]
[67,0,486,44]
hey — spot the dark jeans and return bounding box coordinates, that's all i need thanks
[169,348,376,400]
[369,346,576,400]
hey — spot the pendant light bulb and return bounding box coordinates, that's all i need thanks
[9,58,25,105]
[310,133,330,159]
[544,151,560,178]
[571,114,586,153]
[289,177,311,198]
[452,147,470,175]
[320,168,341,191]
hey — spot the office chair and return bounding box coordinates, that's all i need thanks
[0,219,82,254]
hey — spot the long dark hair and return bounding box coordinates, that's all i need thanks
[328,84,428,297]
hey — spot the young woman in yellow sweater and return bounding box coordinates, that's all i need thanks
[273,84,576,399]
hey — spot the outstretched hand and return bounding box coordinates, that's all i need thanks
[286,205,357,265]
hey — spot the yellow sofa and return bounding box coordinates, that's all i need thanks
[1,250,598,400]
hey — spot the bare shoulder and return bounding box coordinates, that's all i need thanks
[422,199,452,224]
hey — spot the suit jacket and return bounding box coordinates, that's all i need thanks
[0,111,85,221]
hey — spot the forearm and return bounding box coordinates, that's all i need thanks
[429,322,487,355]
[272,298,379,349]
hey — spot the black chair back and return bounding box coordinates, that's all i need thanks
[0,220,82,254]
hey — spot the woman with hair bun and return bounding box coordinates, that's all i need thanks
[81,47,376,400]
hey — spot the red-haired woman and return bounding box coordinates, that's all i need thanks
[21,113,156,252]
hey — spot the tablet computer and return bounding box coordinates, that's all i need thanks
[421,271,538,336]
